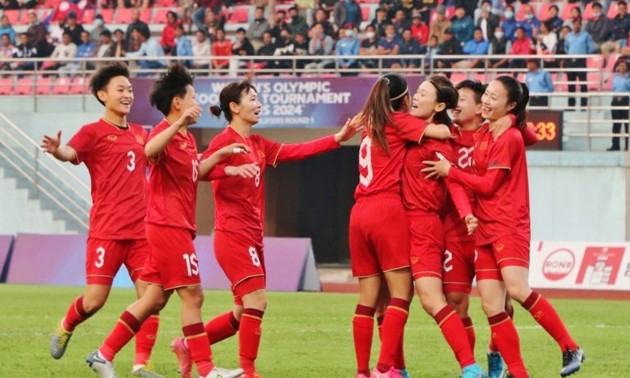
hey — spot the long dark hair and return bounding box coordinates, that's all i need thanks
[355,73,409,154]
[209,80,258,123]
[427,75,458,127]
[495,75,529,129]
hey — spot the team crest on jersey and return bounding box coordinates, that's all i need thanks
[495,243,505,251]
[179,141,188,149]
[107,134,117,141]
[257,150,265,159]
[478,141,488,150]
[135,135,144,144]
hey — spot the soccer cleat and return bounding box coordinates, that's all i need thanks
[370,369,390,378]
[394,368,411,378]
[131,362,165,378]
[487,351,505,378]
[86,350,117,378]
[170,337,192,378]
[50,322,73,359]
[462,363,487,378]
[200,366,244,378]
[560,347,585,377]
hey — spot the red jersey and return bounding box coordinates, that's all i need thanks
[354,112,427,199]
[449,124,531,245]
[402,138,471,216]
[67,119,148,240]
[442,126,477,242]
[145,120,199,233]
[203,126,339,243]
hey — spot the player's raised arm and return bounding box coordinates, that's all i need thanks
[41,130,78,162]
[145,105,202,158]
[198,142,249,177]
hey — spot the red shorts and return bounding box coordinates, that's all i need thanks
[443,240,476,294]
[408,212,445,280]
[349,193,411,277]
[214,230,266,298]
[85,238,150,285]
[475,234,530,281]
[140,224,201,290]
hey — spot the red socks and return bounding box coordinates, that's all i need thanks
[353,305,375,376]
[376,298,410,373]
[100,311,140,362]
[205,311,240,344]
[239,308,264,374]
[62,296,92,332]
[434,305,475,369]
[461,316,476,352]
[134,314,159,365]
[488,312,528,378]
[183,322,214,377]
[522,291,578,351]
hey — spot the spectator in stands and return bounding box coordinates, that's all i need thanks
[96,30,113,64]
[288,5,309,36]
[50,17,67,45]
[546,5,563,34]
[105,29,127,58]
[292,30,309,71]
[453,26,488,69]
[117,0,150,9]
[125,8,149,51]
[565,17,596,108]
[608,59,630,151]
[536,21,558,67]
[377,23,402,68]
[203,10,224,40]
[174,24,193,68]
[191,30,211,72]
[435,28,462,73]
[334,0,362,31]
[520,4,541,38]
[430,5,451,43]
[602,1,630,58]
[359,24,379,69]
[232,27,255,71]
[424,34,439,64]
[271,28,297,74]
[26,10,47,50]
[398,27,421,69]
[410,14,429,45]
[255,30,275,71]
[161,11,180,55]
[127,26,167,76]
[247,6,270,52]
[501,5,517,41]
[563,6,582,29]
[477,3,500,42]
[526,59,554,106]
[64,12,85,46]
[488,25,511,68]
[585,2,611,50]
[392,9,411,36]
[509,26,533,71]
[180,7,195,35]
[59,30,96,76]
[450,6,474,43]
[380,0,397,20]
[306,22,335,71]
[0,15,15,45]
[45,32,76,72]
[0,0,19,9]
[0,33,15,72]
[90,15,109,47]
[270,10,288,41]
[371,7,391,38]
[212,28,232,73]
[314,8,335,37]
[193,0,225,35]
[10,33,37,72]
[335,26,360,75]
[622,30,630,55]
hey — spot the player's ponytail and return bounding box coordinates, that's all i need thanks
[496,75,529,129]
[356,73,409,154]
[210,80,258,123]
[209,105,222,117]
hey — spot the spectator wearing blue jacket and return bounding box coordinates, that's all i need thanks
[398,28,422,68]
[526,59,554,106]
[59,30,95,77]
[565,18,596,108]
[336,27,360,76]
[127,26,167,77]
[520,4,541,38]
[453,27,488,68]
[0,15,16,44]
[450,6,474,43]
[174,24,193,68]
[608,59,630,151]
[501,5,518,41]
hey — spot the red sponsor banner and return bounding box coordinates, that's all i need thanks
[529,241,630,290]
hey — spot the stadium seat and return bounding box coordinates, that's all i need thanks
[152,8,174,24]
[560,3,579,20]
[115,8,135,24]
[583,3,596,20]
[0,77,13,95]
[155,0,177,6]
[15,76,34,95]
[81,8,95,24]
[140,8,152,23]
[52,77,71,95]
[18,9,33,25]
[35,76,53,95]
[97,8,114,23]
[44,0,63,8]
[607,2,619,18]
[538,3,552,21]
[227,6,250,24]
[2,10,20,25]
[449,72,468,84]
[587,55,603,70]
[607,53,622,72]
[70,77,87,94]
[360,4,373,22]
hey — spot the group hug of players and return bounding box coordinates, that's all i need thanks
[41,62,584,378]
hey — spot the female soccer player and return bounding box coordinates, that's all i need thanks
[42,63,162,377]
[187,80,360,378]
[348,73,452,378]
[402,75,486,378]
[85,64,248,378]
[424,76,584,378]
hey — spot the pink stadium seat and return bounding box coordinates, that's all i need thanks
[228,6,250,24]
[81,8,95,24]
[560,3,579,21]
[44,0,62,8]
[0,78,13,95]
[115,8,135,24]
[583,3,596,20]
[155,0,176,6]
[140,8,152,23]
[515,3,528,21]
[2,10,20,25]
[449,72,468,84]
[52,77,71,95]
[70,77,87,94]
[152,8,173,24]
[587,71,602,90]
[19,9,34,25]
[98,8,114,23]
[607,2,619,18]
[538,3,552,21]
[587,55,603,70]
[35,76,53,95]
[15,76,34,95]
[360,5,372,21]
[607,53,622,72]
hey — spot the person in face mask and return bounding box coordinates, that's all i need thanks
[476,1,500,42]
[520,4,541,38]
[360,24,379,70]
[335,27,360,76]
[488,26,511,69]
[90,15,110,47]
[501,5,517,41]
[585,2,612,49]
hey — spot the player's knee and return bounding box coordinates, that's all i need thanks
[82,296,106,314]
[480,297,504,317]
[419,294,442,316]
[504,283,531,303]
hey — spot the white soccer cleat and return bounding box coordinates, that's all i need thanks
[86,350,117,378]
[201,366,244,378]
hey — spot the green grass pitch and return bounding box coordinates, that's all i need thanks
[0,284,628,377]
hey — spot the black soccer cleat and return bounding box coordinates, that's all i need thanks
[560,347,585,377]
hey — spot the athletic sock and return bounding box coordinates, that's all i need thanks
[134,314,159,365]
[522,291,578,351]
[183,322,214,377]
[62,296,93,332]
[205,311,240,344]
[488,312,528,378]
[100,311,141,362]
[376,298,410,373]
[239,308,264,374]
[434,305,475,368]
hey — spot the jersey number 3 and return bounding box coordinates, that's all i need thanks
[126,151,136,172]
[359,137,373,186]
